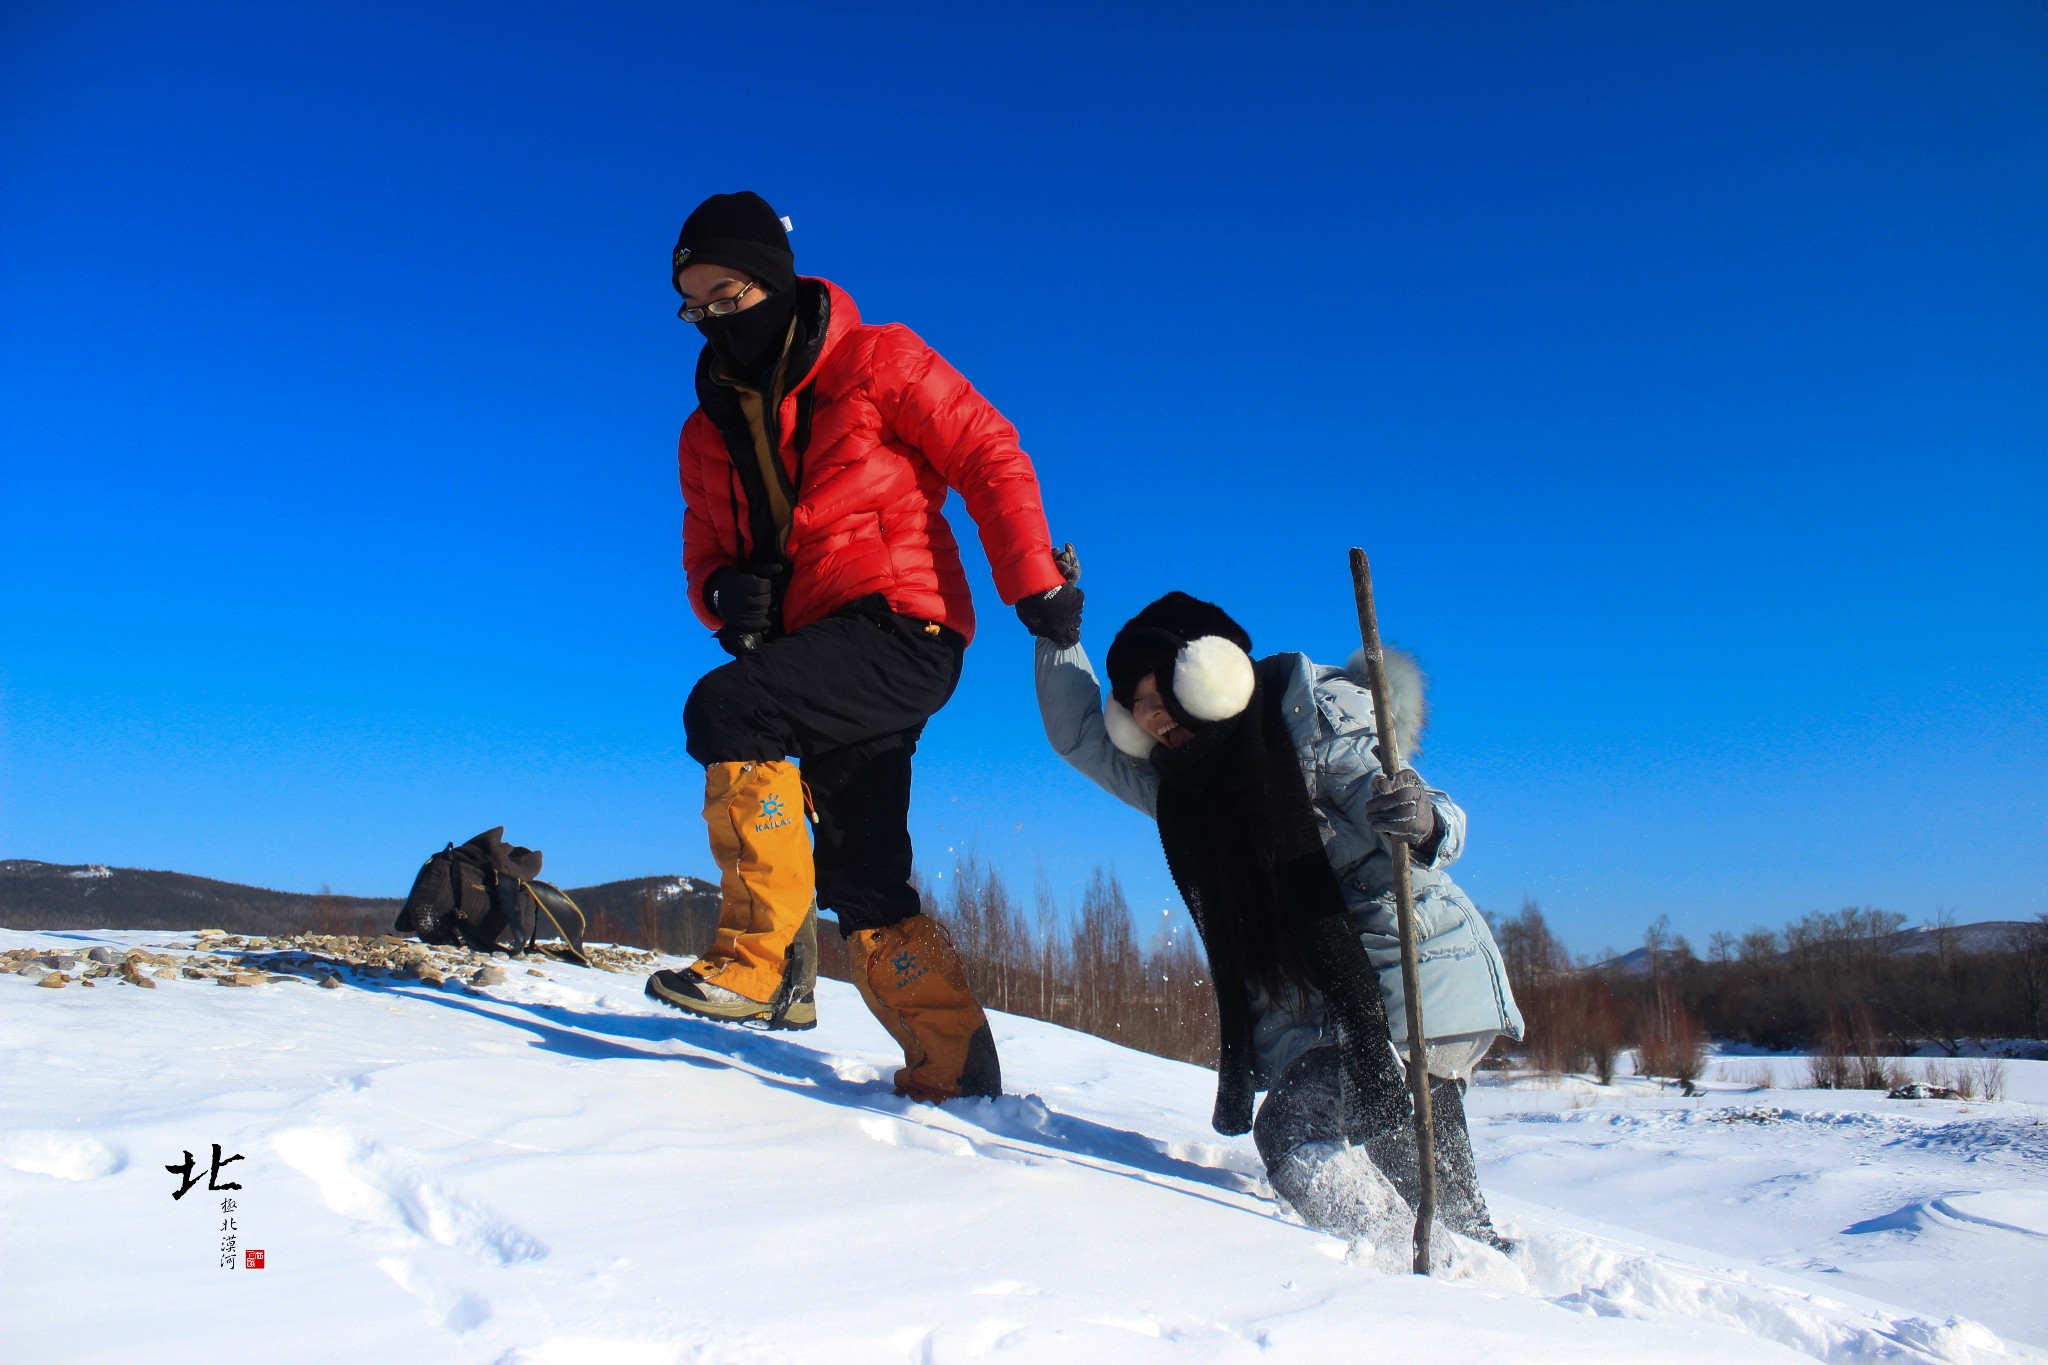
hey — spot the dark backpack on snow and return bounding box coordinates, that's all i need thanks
[394,827,589,963]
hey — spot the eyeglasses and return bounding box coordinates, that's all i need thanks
[677,280,760,323]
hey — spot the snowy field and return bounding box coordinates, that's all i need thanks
[3,927,2044,1364]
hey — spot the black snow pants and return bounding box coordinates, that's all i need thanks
[683,594,964,934]
[1253,1043,1497,1242]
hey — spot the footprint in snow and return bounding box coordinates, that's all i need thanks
[377,1255,492,1333]
[272,1125,545,1265]
[0,1130,125,1181]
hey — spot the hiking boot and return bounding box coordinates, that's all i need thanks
[646,961,818,1031]
[848,913,1000,1102]
[691,760,816,1003]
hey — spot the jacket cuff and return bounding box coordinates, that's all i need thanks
[994,550,1066,606]
[1415,793,1459,867]
[1412,819,1447,867]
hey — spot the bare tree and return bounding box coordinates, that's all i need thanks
[1738,927,1781,964]
[312,885,349,937]
[1643,914,1672,978]
[2007,915,2048,1040]
[1635,978,1707,1093]
[636,890,666,954]
[1032,872,1063,1024]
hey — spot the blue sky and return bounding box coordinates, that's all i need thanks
[4,2,2044,958]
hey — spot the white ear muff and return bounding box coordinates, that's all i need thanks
[1104,699,1158,759]
[1172,635,1255,722]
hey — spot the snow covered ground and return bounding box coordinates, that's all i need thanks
[3,927,2043,1364]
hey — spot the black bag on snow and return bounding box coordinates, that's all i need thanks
[394,827,589,963]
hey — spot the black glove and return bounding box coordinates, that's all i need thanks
[705,565,773,635]
[1364,768,1438,848]
[1015,585,1083,646]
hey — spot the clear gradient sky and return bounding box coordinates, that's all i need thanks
[4,2,2044,958]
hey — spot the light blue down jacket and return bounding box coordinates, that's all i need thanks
[1034,639,1524,1088]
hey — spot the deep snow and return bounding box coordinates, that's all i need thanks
[3,927,2043,1364]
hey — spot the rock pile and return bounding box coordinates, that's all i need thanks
[2,933,662,996]
[1887,1081,1965,1101]
[9,944,183,989]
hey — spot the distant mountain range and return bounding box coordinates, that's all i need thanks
[1595,920,2032,974]
[0,858,725,951]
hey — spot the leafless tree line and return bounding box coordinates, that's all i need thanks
[584,893,703,958]
[789,857,1219,1067]
[1494,899,2048,1081]
[585,859,2048,1088]
[312,888,393,938]
[925,857,1220,1067]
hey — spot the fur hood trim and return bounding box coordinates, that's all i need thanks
[1104,698,1157,760]
[1344,648,1427,757]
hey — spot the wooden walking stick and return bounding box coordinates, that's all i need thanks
[1349,547,1437,1275]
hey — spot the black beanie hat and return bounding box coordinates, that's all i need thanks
[1105,592,1254,710]
[672,191,796,294]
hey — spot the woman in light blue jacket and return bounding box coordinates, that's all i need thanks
[1036,577,1522,1246]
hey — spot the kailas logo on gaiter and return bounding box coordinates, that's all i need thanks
[755,794,793,833]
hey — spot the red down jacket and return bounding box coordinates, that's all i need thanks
[679,278,1062,645]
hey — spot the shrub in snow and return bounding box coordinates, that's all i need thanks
[1970,1056,2007,1101]
[1803,1007,1910,1090]
[1634,980,1707,1090]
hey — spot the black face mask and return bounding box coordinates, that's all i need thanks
[696,286,800,382]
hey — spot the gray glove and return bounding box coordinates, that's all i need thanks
[1364,768,1438,848]
[1053,542,1081,586]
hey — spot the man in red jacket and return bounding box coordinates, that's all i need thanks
[646,191,1081,1102]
